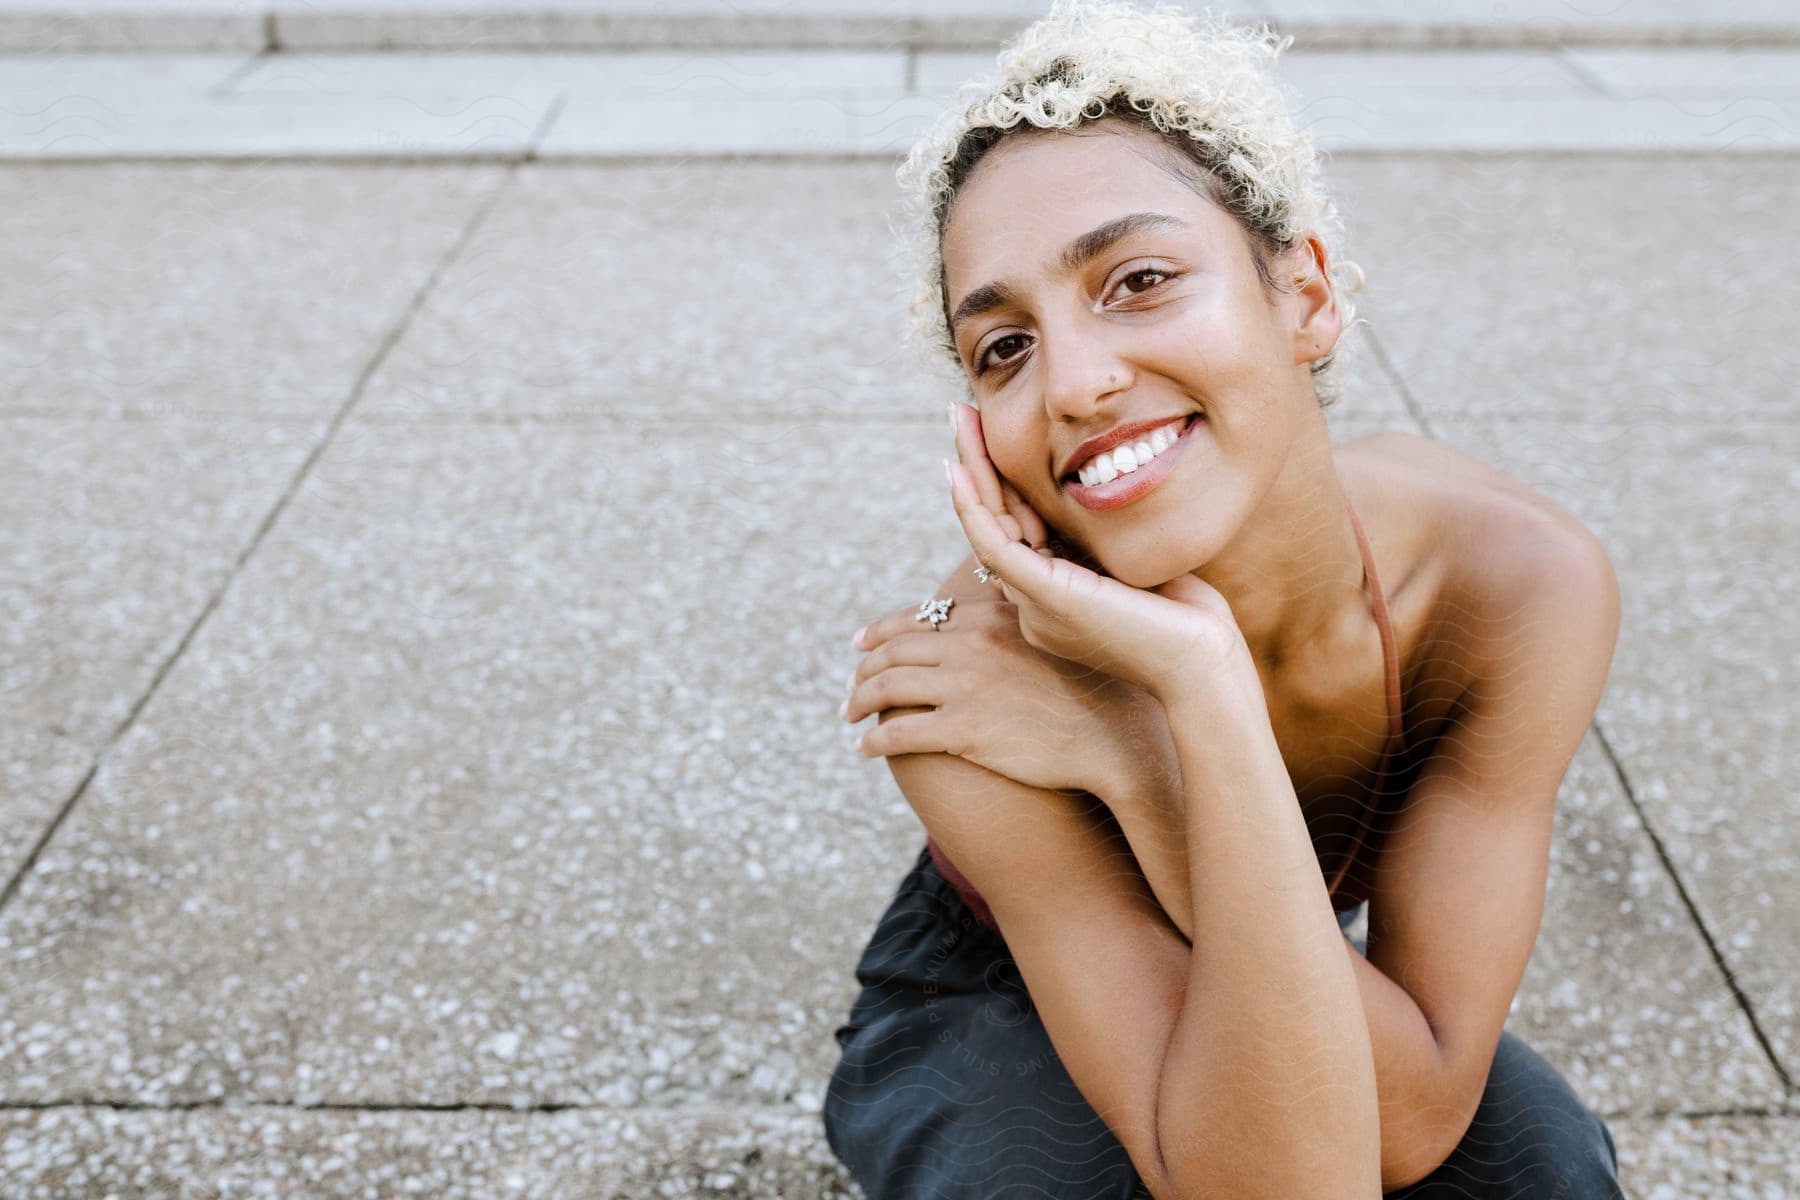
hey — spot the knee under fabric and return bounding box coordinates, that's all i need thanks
[825,849,1624,1200]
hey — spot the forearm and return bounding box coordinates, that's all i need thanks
[1150,686,1382,1198]
[1343,938,1465,1189]
[1108,719,1458,1190]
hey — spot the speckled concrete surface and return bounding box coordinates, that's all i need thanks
[1327,155,1799,422]
[3,149,1795,1196]
[1611,1116,1800,1199]
[0,418,320,884]
[1431,418,1800,1087]
[0,164,504,418]
[0,1105,861,1197]
[1511,731,1783,1115]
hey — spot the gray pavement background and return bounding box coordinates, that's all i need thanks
[1,3,1797,1197]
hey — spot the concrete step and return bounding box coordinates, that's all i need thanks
[4,0,1800,55]
[3,47,1798,159]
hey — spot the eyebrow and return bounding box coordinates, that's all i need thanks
[948,211,1189,335]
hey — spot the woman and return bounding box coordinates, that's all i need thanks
[824,2,1625,1196]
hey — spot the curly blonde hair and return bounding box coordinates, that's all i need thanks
[894,0,1367,406]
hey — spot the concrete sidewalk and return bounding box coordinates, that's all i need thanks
[1,10,1797,1200]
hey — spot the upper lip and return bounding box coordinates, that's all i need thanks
[1059,413,1196,480]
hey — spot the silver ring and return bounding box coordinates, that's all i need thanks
[915,596,953,630]
[973,565,1001,585]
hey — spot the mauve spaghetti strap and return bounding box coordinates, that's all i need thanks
[926,495,1404,933]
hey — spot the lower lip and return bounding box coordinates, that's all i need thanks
[1065,416,1204,512]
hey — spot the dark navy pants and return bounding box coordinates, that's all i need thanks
[824,843,1623,1199]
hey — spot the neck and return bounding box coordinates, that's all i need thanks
[1193,403,1367,687]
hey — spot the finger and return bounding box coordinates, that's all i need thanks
[856,711,956,760]
[995,476,1050,551]
[843,664,945,725]
[946,458,1060,601]
[950,403,1006,515]
[847,633,947,691]
[853,598,955,651]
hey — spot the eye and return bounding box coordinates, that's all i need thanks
[975,332,1031,376]
[1110,266,1174,300]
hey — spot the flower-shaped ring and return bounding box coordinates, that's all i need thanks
[915,596,954,631]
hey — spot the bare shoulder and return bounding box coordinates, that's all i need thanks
[1343,428,1619,687]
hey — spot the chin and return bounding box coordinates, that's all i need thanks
[1090,548,1196,591]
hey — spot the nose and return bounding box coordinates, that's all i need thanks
[1037,320,1130,421]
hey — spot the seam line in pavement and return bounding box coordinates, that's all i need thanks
[1590,723,1797,1094]
[0,164,519,920]
[0,1098,1777,1119]
[1554,47,1616,98]
[1356,326,1431,431]
[525,90,569,160]
[210,46,274,99]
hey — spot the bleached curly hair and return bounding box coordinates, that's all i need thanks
[895,0,1367,407]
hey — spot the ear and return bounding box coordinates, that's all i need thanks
[1279,231,1342,367]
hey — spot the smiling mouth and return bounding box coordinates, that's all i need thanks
[1062,413,1202,488]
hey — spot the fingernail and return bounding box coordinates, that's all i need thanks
[844,668,857,689]
[837,699,849,720]
[946,403,959,432]
[942,457,952,484]
[851,625,866,648]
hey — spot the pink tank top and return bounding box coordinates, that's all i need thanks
[926,496,1406,936]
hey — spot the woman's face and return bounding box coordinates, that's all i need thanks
[940,118,1337,588]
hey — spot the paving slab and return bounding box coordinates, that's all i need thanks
[1610,1115,1800,1198]
[0,1104,860,1198]
[0,419,971,1109]
[0,163,504,417]
[355,160,1406,424]
[1428,417,1800,1087]
[1325,154,1800,422]
[1507,731,1781,1114]
[356,160,952,421]
[0,417,320,888]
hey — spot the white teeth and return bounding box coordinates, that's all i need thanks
[1074,416,1189,488]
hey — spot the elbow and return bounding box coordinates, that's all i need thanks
[1381,1072,1485,1190]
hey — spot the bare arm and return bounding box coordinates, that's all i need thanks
[1147,679,1382,1196]
[883,678,1381,1198]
